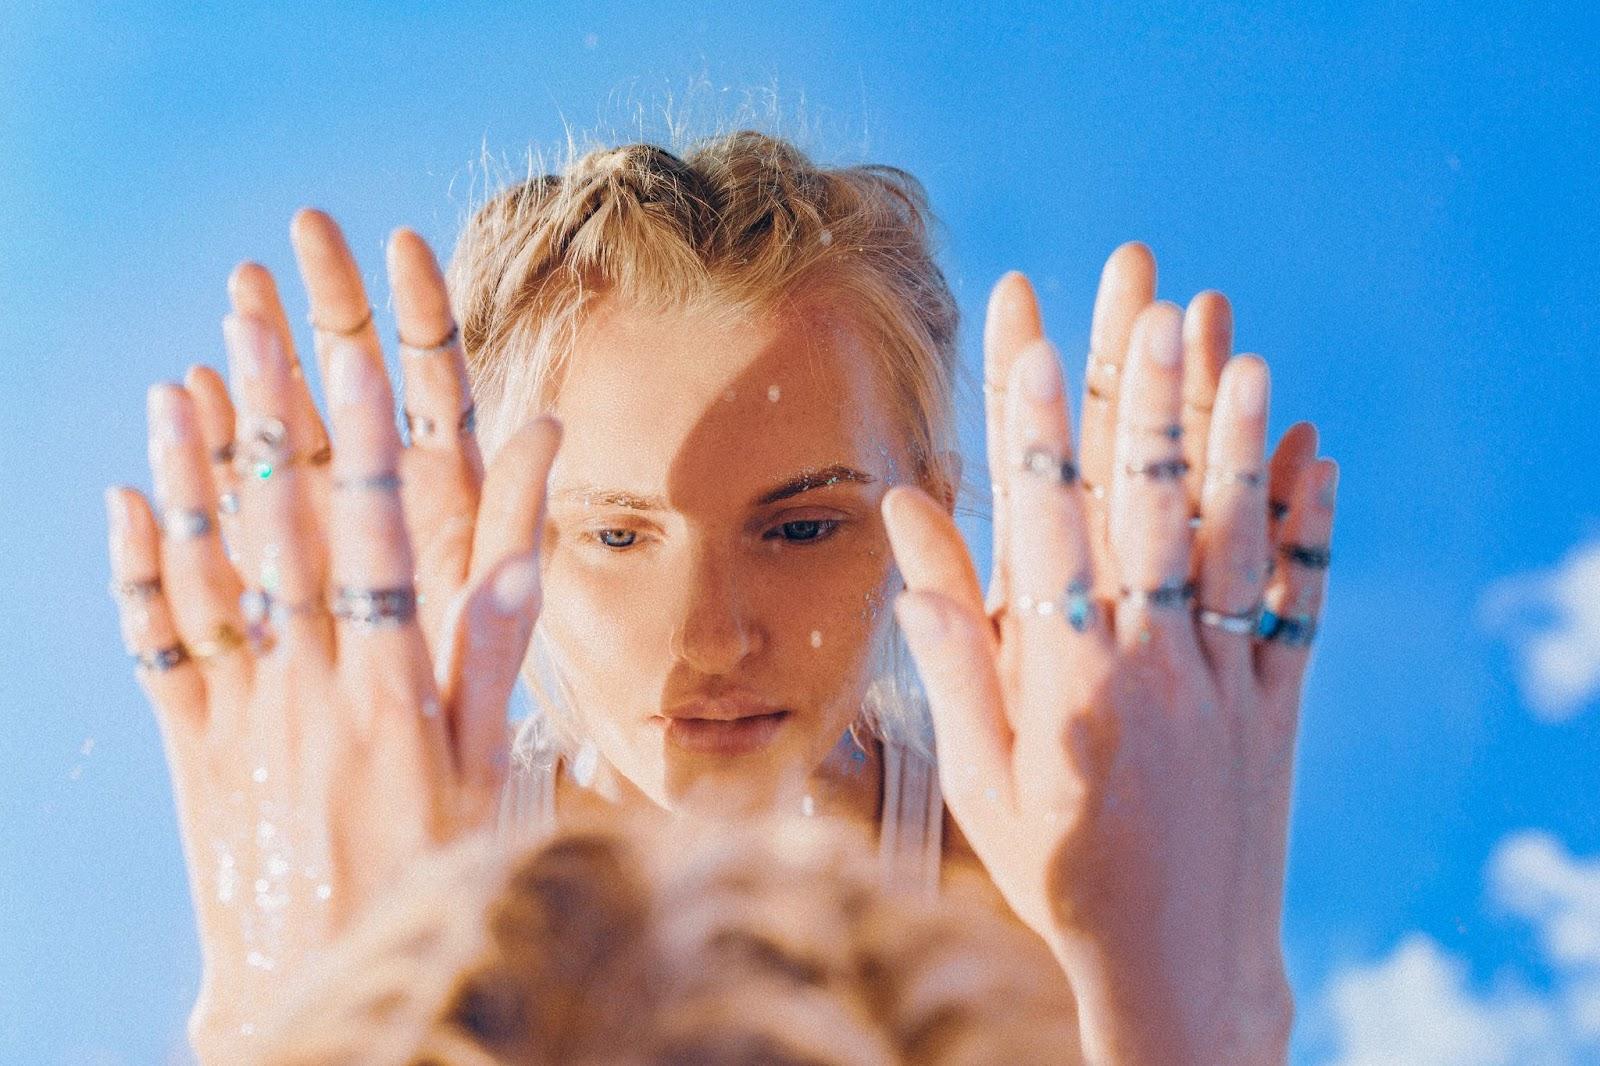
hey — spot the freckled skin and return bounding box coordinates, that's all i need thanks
[533,296,918,821]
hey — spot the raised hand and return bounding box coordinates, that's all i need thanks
[105,217,561,1060]
[885,255,1336,1064]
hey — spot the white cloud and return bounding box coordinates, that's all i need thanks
[1318,831,1600,1065]
[1481,539,1600,721]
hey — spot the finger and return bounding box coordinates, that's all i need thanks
[432,554,541,823]
[106,486,205,727]
[183,364,243,562]
[982,272,1045,617]
[224,313,330,656]
[147,384,252,695]
[1257,458,1338,692]
[390,228,486,642]
[465,416,563,586]
[1194,356,1270,677]
[228,262,330,462]
[894,588,1012,813]
[291,208,381,383]
[1109,302,1198,651]
[1078,242,1156,596]
[1004,339,1108,800]
[325,340,439,727]
[1267,421,1318,531]
[1180,290,1233,514]
[882,486,1010,805]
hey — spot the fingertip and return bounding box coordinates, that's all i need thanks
[1109,240,1155,270]
[1183,289,1233,340]
[985,270,1044,349]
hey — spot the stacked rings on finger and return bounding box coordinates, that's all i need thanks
[132,643,190,673]
[331,471,403,493]
[1256,608,1317,647]
[1123,458,1190,482]
[1197,603,1262,635]
[404,404,477,442]
[332,585,418,627]
[1013,577,1097,633]
[1204,468,1267,490]
[1119,579,1196,611]
[1019,445,1078,486]
[1280,542,1333,569]
[160,507,213,541]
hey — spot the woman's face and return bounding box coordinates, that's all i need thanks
[535,294,920,814]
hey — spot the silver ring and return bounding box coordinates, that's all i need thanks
[1205,468,1266,489]
[131,642,189,673]
[1136,422,1184,442]
[161,507,213,541]
[332,471,403,493]
[1118,579,1196,612]
[240,587,326,628]
[404,404,476,442]
[308,307,373,338]
[396,324,461,358]
[331,585,418,627]
[1197,603,1261,635]
[1280,543,1332,570]
[110,576,162,601]
[1013,577,1097,634]
[1257,608,1317,647]
[1019,446,1079,486]
[1123,458,1190,482]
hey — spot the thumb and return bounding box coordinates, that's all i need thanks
[435,552,542,808]
[894,588,1010,808]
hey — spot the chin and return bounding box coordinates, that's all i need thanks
[650,717,819,817]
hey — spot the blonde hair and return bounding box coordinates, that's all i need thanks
[446,130,968,771]
[248,816,1080,1065]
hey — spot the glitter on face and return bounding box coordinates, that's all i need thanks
[767,384,782,402]
[810,629,823,649]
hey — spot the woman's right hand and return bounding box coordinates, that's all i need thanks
[105,217,561,1060]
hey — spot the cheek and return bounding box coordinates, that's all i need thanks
[539,556,670,681]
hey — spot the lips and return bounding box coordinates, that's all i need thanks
[653,698,791,756]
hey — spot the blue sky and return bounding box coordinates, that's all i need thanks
[3,2,1598,1062]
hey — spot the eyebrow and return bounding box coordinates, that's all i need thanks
[553,464,878,512]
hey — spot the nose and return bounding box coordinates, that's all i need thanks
[667,543,764,674]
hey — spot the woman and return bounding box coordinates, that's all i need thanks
[107,131,1335,1062]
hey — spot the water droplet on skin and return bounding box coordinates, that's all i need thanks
[316,883,332,901]
[810,630,823,649]
[245,951,274,971]
[767,384,781,402]
[252,766,268,784]
[801,794,816,817]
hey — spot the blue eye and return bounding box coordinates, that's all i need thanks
[770,518,842,543]
[595,529,637,549]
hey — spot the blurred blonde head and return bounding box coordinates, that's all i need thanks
[249,815,1078,1065]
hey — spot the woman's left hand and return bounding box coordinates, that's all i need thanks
[881,257,1336,1065]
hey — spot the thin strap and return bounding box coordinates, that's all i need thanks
[878,741,945,899]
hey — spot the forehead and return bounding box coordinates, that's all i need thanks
[548,298,906,504]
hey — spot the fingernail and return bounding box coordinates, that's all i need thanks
[328,343,380,407]
[1147,314,1183,368]
[1018,340,1063,401]
[1231,366,1266,418]
[492,557,539,613]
